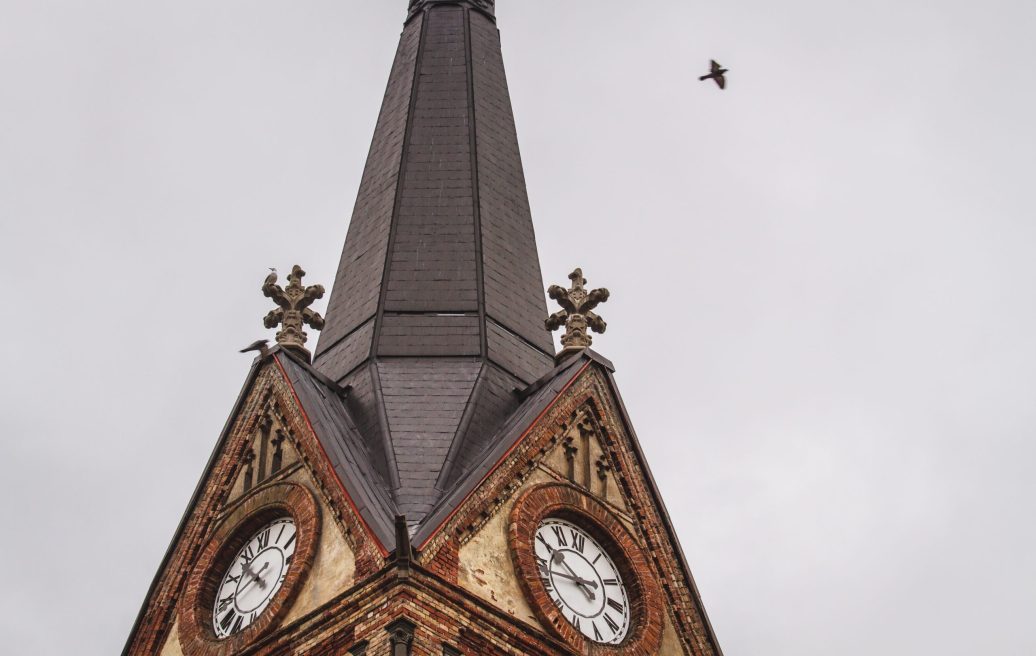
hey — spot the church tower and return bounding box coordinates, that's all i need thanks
[123,2,724,654]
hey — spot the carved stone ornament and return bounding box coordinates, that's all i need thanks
[408,0,495,19]
[386,618,416,656]
[262,265,325,361]
[546,268,610,361]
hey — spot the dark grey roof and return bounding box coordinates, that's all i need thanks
[413,353,591,548]
[307,2,558,534]
[276,351,398,549]
[280,347,590,550]
[314,2,554,372]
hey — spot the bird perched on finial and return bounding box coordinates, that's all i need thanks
[240,339,270,358]
[699,60,728,89]
[264,268,278,286]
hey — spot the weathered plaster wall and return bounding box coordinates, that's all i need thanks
[659,610,690,655]
[158,620,185,656]
[542,431,571,477]
[457,468,554,631]
[281,468,356,626]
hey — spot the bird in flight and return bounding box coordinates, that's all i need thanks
[699,60,728,89]
[240,339,270,357]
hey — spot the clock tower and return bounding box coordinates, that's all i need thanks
[123,2,724,654]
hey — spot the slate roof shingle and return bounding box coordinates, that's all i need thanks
[308,3,557,534]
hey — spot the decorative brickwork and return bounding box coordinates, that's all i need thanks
[419,364,721,655]
[123,362,388,656]
[178,482,321,656]
[508,483,664,654]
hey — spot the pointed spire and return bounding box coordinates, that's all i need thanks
[408,0,495,20]
[316,1,550,376]
[312,1,556,526]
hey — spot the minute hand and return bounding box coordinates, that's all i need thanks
[551,551,596,601]
[549,569,599,589]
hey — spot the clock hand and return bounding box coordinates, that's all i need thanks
[549,569,599,589]
[551,551,596,601]
[241,560,261,582]
[238,561,270,594]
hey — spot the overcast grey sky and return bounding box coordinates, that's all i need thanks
[2,0,1035,654]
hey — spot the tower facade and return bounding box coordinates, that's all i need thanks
[123,2,723,654]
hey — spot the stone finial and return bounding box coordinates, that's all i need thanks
[262,265,325,362]
[545,268,610,361]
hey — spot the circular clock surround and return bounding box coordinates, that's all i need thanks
[178,482,320,656]
[534,517,631,644]
[211,516,298,639]
[509,483,663,654]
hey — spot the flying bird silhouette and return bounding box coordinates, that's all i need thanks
[699,60,728,89]
[240,339,270,357]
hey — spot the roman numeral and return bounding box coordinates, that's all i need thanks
[217,595,234,613]
[592,553,602,565]
[225,574,242,585]
[571,530,585,553]
[250,611,258,624]
[258,529,270,549]
[240,545,254,562]
[283,532,297,550]
[276,524,286,543]
[536,556,549,578]
[550,526,568,547]
[571,615,580,632]
[603,613,620,633]
[536,533,554,553]
[219,609,237,632]
[603,578,619,586]
[607,598,625,614]
[231,614,243,634]
[593,621,603,641]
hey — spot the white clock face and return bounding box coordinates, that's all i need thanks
[534,518,631,644]
[212,517,297,639]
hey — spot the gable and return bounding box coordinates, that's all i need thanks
[124,354,388,656]
[416,356,722,656]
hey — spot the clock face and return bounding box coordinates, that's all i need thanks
[212,517,297,639]
[534,518,631,644]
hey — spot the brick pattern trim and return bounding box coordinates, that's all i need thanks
[177,481,321,656]
[419,365,716,655]
[508,483,663,654]
[124,364,387,655]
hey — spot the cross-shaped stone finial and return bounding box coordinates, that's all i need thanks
[545,268,610,361]
[262,265,325,362]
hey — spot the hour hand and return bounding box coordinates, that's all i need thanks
[239,561,270,592]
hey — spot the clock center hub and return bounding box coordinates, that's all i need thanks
[548,549,606,618]
[234,549,286,614]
